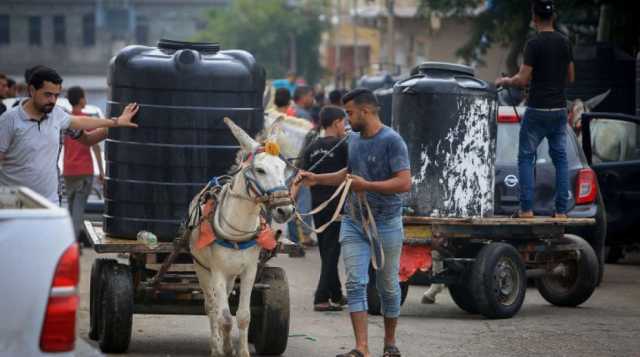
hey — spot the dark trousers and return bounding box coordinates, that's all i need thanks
[314,209,344,304]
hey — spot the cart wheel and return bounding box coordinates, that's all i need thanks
[536,234,599,307]
[251,266,289,355]
[89,258,115,340]
[98,261,134,353]
[367,267,409,316]
[470,243,526,319]
[448,269,478,314]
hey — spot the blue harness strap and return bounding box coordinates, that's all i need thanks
[214,238,258,250]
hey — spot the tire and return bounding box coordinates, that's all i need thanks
[470,243,527,319]
[98,261,134,353]
[448,269,478,314]
[536,234,599,307]
[89,258,115,341]
[367,267,409,316]
[251,266,289,355]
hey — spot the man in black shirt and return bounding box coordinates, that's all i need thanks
[301,105,349,311]
[496,0,575,218]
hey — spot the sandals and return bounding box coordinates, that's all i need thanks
[383,345,402,357]
[336,349,365,357]
[314,302,342,311]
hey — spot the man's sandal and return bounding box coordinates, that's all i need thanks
[383,345,401,357]
[336,349,365,357]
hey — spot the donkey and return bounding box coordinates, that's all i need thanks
[189,117,295,357]
[569,90,637,162]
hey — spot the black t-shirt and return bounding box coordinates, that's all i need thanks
[301,136,348,210]
[523,31,573,109]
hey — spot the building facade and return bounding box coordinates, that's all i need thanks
[0,0,226,110]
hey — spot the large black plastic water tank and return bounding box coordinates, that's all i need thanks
[393,62,497,217]
[358,73,398,126]
[105,40,265,240]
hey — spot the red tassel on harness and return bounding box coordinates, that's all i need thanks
[256,224,277,251]
[398,245,432,282]
[195,199,216,250]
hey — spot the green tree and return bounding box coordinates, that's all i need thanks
[195,0,326,84]
[419,0,639,74]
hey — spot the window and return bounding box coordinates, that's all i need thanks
[83,14,95,46]
[53,15,66,45]
[29,16,41,46]
[135,16,149,44]
[0,15,9,45]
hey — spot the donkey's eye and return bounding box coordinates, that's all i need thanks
[255,168,266,175]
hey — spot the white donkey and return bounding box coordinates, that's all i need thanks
[189,118,295,357]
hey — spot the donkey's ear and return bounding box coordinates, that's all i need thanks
[224,117,259,152]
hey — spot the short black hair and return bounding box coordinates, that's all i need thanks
[293,85,312,102]
[319,105,346,129]
[26,65,63,90]
[67,86,85,106]
[342,88,379,107]
[7,78,15,87]
[328,89,343,106]
[274,87,291,108]
[532,0,554,20]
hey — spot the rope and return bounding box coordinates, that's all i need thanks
[294,177,352,234]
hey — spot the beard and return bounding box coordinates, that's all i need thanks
[350,122,363,132]
[39,103,55,113]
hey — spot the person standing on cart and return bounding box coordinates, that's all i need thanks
[496,0,575,218]
[300,105,349,312]
[299,88,411,357]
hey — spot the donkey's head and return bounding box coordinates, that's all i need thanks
[224,117,295,224]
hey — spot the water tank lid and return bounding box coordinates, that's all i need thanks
[413,62,475,76]
[158,39,220,54]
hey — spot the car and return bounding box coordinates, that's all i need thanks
[494,106,607,280]
[0,186,80,356]
[578,111,640,263]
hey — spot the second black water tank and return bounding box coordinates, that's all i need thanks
[105,40,265,240]
[393,62,497,218]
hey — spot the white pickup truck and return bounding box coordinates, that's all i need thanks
[0,187,88,356]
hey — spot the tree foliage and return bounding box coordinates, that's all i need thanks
[195,0,326,84]
[419,0,639,74]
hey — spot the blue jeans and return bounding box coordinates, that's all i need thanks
[518,108,570,214]
[340,215,404,318]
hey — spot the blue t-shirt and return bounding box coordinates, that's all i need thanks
[345,126,410,221]
[272,79,297,96]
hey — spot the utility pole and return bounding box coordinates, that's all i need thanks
[335,0,342,88]
[386,0,395,73]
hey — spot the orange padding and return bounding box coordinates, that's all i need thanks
[196,200,217,250]
[399,245,432,282]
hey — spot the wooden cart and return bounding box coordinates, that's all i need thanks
[84,221,290,355]
[389,216,599,319]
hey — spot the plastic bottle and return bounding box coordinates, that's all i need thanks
[137,230,159,249]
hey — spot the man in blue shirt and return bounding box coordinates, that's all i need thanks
[272,71,297,95]
[299,88,411,357]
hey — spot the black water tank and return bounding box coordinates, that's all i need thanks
[637,52,640,116]
[105,40,265,240]
[394,62,497,217]
[358,73,397,126]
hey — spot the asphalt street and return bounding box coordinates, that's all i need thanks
[77,247,640,357]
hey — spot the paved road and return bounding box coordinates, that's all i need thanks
[78,247,640,357]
